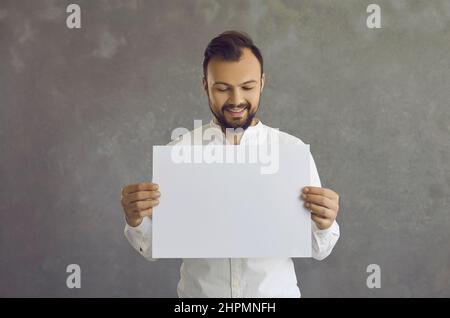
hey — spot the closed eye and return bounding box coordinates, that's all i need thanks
[215,86,254,92]
[216,87,229,92]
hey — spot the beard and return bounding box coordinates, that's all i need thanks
[208,98,259,131]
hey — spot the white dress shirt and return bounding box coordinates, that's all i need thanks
[124,119,340,298]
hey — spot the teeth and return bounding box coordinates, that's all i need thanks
[228,108,245,113]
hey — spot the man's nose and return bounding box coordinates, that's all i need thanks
[229,88,245,106]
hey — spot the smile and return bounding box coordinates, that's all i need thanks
[226,107,247,117]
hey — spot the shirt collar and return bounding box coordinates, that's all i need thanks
[209,118,267,144]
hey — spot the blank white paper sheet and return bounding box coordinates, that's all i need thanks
[152,143,312,258]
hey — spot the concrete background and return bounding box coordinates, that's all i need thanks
[1,0,449,297]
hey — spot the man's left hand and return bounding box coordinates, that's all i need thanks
[300,186,339,230]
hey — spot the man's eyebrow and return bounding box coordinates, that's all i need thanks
[240,80,257,85]
[213,80,258,86]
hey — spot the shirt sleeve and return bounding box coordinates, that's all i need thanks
[124,216,158,262]
[309,151,340,261]
[123,138,176,262]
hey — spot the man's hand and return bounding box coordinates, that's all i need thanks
[121,182,161,227]
[300,186,339,230]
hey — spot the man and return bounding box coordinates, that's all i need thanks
[121,31,340,297]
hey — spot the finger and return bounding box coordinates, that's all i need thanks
[124,191,161,204]
[305,202,333,218]
[302,193,337,210]
[128,199,160,212]
[302,186,338,200]
[137,208,153,219]
[122,183,159,196]
[311,214,331,229]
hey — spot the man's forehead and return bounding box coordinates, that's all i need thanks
[206,48,262,83]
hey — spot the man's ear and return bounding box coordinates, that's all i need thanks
[260,73,265,93]
[202,77,208,92]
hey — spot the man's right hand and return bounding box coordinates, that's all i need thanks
[121,182,161,227]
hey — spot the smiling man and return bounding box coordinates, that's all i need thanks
[121,31,340,297]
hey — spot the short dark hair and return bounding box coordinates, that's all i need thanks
[203,30,264,80]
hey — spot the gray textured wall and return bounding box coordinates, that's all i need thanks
[1,0,449,297]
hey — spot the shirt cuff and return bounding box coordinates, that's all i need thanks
[312,219,336,237]
[125,216,151,235]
